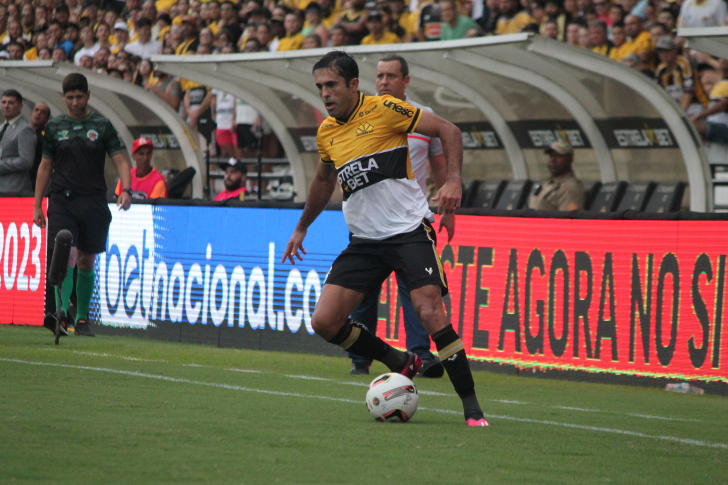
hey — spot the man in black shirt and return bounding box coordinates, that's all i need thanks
[29,101,51,191]
[33,73,132,337]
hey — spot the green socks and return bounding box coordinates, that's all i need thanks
[75,268,95,321]
[54,267,74,313]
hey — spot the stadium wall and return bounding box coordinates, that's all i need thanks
[2,197,728,392]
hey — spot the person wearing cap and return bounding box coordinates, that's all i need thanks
[110,21,129,54]
[361,10,400,44]
[214,158,249,201]
[277,10,305,51]
[528,140,586,211]
[654,35,708,111]
[115,137,168,199]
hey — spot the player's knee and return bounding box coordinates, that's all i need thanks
[310,312,335,337]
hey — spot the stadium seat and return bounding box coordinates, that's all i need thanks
[616,181,656,212]
[167,167,197,199]
[469,180,507,209]
[584,181,602,210]
[461,180,479,208]
[495,180,532,210]
[588,181,628,212]
[643,182,686,213]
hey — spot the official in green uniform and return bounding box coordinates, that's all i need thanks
[528,140,586,211]
[33,73,132,337]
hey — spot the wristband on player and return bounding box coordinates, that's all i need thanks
[123,188,133,196]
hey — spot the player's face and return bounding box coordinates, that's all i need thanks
[376,60,409,101]
[314,67,359,119]
[1,96,22,120]
[63,89,90,118]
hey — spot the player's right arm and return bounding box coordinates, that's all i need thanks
[281,161,338,264]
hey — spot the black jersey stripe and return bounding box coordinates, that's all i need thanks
[406,108,422,134]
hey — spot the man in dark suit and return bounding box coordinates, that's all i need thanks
[0,89,37,195]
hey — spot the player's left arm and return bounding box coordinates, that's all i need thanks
[413,111,463,214]
[112,152,132,210]
[428,153,455,242]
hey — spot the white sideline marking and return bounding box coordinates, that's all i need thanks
[554,406,600,412]
[33,347,699,422]
[284,375,330,381]
[626,413,702,423]
[1,357,725,450]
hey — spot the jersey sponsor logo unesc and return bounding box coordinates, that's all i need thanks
[383,99,414,118]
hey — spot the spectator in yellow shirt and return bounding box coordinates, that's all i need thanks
[361,10,401,44]
[496,0,536,35]
[589,20,612,55]
[622,15,654,71]
[278,11,305,50]
[609,22,629,61]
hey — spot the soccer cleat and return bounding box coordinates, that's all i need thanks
[43,313,68,337]
[465,413,491,427]
[74,319,95,337]
[350,362,370,375]
[397,352,422,379]
[418,357,445,378]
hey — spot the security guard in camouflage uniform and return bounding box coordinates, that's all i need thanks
[528,140,586,211]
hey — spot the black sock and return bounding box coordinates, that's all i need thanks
[433,325,482,418]
[328,319,407,370]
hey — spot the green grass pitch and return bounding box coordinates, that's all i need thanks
[1,324,726,484]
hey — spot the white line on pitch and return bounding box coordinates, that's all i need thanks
[1,357,724,450]
[29,348,699,422]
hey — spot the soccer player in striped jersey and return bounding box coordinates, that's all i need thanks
[282,51,488,427]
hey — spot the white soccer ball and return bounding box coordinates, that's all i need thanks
[365,373,419,423]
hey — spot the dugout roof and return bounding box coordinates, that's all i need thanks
[679,26,728,60]
[154,34,710,210]
[0,61,204,197]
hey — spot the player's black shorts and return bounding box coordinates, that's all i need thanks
[325,219,448,297]
[236,124,259,149]
[47,192,112,254]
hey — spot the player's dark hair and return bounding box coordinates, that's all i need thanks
[379,53,409,78]
[62,73,89,94]
[2,89,22,103]
[312,50,358,86]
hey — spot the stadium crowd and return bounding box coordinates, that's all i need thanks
[1,0,728,177]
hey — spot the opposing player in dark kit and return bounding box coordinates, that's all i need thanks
[282,51,489,426]
[34,73,132,337]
